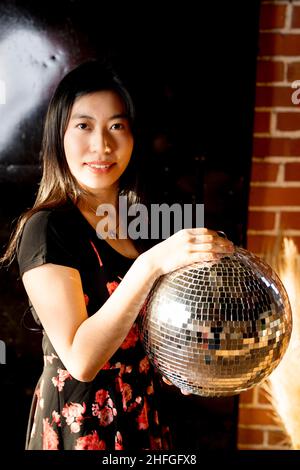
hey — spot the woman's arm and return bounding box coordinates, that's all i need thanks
[22,228,234,382]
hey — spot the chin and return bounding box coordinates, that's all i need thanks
[80,178,119,192]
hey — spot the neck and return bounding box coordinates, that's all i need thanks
[79,185,119,213]
[78,187,121,239]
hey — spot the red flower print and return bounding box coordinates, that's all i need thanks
[62,402,86,433]
[115,431,123,450]
[75,431,106,450]
[147,383,154,395]
[153,409,159,425]
[107,398,114,408]
[99,405,115,427]
[101,361,111,370]
[119,382,133,411]
[92,391,117,426]
[84,293,89,306]
[120,323,139,350]
[136,401,149,430]
[37,379,45,410]
[70,421,80,433]
[150,435,163,450]
[95,389,109,407]
[161,425,172,450]
[42,418,59,450]
[52,411,61,427]
[92,403,100,417]
[139,356,150,374]
[52,368,72,392]
[106,281,119,295]
[44,353,58,365]
[126,396,142,413]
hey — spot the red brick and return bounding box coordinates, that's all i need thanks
[247,235,277,254]
[253,137,300,157]
[281,211,300,229]
[255,86,293,107]
[254,112,271,133]
[268,430,290,446]
[238,407,277,426]
[292,5,300,29]
[260,4,286,30]
[239,388,255,405]
[238,429,263,447]
[256,60,284,83]
[248,211,276,231]
[258,387,272,405]
[238,428,264,445]
[259,33,300,57]
[276,112,300,131]
[287,62,300,82]
[285,162,300,180]
[249,187,300,206]
[251,162,279,182]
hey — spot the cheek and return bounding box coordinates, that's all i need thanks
[63,133,79,167]
[124,138,134,161]
[122,146,133,168]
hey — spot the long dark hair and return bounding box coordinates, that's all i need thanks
[1,60,142,266]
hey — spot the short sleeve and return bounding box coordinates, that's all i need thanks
[17,210,79,277]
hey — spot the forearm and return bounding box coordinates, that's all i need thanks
[69,252,160,381]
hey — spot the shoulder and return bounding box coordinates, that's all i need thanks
[23,205,73,234]
[22,209,53,236]
[17,205,80,276]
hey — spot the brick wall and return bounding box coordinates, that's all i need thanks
[247,0,300,256]
[238,0,300,450]
[238,387,291,449]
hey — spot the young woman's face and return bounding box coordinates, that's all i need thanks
[64,90,134,192]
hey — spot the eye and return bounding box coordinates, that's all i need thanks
[110,122,125,131]
[76,123,89,130]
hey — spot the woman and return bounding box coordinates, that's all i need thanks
[1,60,234,450]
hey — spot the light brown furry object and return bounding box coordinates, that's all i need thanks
[267,238,300,449]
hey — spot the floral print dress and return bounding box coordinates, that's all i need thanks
[17,201,171,450]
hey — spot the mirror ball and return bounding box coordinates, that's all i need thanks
[139,248,292,396]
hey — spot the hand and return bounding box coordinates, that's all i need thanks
[146,227,234,276]
[162,376,191,395]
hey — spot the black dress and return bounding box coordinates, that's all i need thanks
[17,200,171,450]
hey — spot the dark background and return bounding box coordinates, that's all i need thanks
[0,0,261,454]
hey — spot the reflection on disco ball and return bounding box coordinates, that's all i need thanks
[139,248,292,397]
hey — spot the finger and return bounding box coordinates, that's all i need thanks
[190,242,234,253]
[189,252,226,264]
[162,376,173,386]
[189,233,233,247]
[180,389,191,395]
[186,228,211,236]
[216,230,227,239]
[187,228,231,244]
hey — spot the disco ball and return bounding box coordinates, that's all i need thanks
[139,248,292,397]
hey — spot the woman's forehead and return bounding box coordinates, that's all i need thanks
[71,90,126,116]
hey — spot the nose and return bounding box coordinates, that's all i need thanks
[91,130,112,155]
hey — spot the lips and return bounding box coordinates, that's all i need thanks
[84,161,116,174]
[85,160,115,167]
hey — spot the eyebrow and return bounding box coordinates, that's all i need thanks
[70,113,129,121]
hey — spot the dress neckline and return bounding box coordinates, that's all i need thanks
[69,199,139,261]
